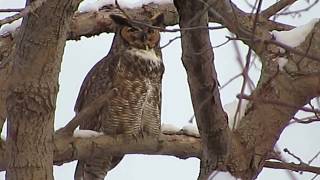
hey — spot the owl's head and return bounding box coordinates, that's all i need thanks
[110,13,164,50]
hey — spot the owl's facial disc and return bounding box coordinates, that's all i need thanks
[120,26,160,50]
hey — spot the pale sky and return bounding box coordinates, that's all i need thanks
[1,0,320,180]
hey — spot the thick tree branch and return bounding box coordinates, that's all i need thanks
[0,133,201,171]
[173,0,230,179]
[53,134,201,165]
[67,3,178,40]
[1,133,320,176]
[261,0,297,18]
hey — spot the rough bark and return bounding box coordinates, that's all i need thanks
[5,0,80,179]
[173,0,230,179]
[232,21,320,179]
[204,2,320,178]
[0,35,14,134]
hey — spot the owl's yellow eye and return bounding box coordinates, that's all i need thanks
[148,29,155,34]
[127,27,139,32]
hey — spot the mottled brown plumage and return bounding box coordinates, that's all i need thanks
[74,14,164,180]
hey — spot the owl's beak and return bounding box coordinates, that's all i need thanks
[137,32,147,42]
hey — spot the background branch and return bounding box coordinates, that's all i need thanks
[261,0,297,18]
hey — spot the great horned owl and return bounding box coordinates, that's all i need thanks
[74,13,165,180]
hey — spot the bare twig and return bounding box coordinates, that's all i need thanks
[212,38,231,49]
[130,19,225,32]
[228,36,320,63]
[219,73,242,90]
[308,150,320,165]
[311,174,319,180]
[0,0,47,27]
[276,0,319,17]
[308,101,320,120]
[284,148,304,164]
[0,8,23,13]
[264,161,320,174]
[273,145,299,180]
[233,0,263,130]
[229,35,256,91]
[160,35,181,49]
[238,94,320,113]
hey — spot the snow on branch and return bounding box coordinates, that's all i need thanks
[73,130,104,138]
[270,18,319,70]
[161,123,180,134]
[181,124,200,137]
[0,18,22,35]
[272,19,319,48]
[78,0,173,12]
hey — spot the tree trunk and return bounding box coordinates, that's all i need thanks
[173,0,230,179]
[5,0,79,179]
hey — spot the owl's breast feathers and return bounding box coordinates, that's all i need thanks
[75,48,164,126]
[118,48,164,77]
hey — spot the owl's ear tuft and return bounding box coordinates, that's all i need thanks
[151,13,165,27]
[110,14,132,27]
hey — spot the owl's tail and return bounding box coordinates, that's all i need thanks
[74,155,123,180]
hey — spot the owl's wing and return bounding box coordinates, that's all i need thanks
[74,53,118,130]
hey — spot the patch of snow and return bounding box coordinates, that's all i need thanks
[73,130,104,138]
[224,99,248,129]
[78,0,173,12]
[161,123,180,134]
[143,0,173,4]
[0,18,22,35]
[209,171,241,180]
[182,124,200,137]
[79,0,115,12]
[119,1,143,8]
[272,18,319,48]
[275,57,288,71]
[278,47,285,54]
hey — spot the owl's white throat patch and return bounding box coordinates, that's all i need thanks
[128,48,161,65]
